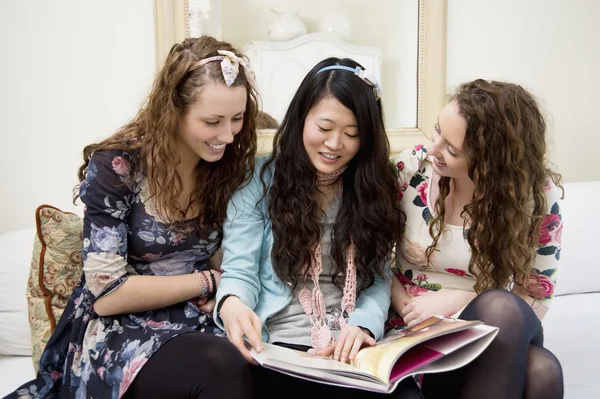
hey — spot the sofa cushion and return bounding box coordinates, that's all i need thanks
[27,205,83,371]
[543,292,600,398]
[0,228,36,356]
[554,181,600,296]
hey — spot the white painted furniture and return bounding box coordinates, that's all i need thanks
[243,32,381,125]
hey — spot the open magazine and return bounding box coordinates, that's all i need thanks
[249,316,499,393]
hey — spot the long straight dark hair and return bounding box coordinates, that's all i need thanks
[261,57,406,292]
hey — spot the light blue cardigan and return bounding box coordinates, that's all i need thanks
[214,156,393,342]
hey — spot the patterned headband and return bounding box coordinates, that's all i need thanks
[190,49,258,94]
[317,65,382,100]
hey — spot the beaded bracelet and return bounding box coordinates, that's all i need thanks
[193,270,209,297]
[199,271,209,297]
[201,272,211,295]
[208,270,217,297]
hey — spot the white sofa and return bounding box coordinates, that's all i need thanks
[1,182,599,398]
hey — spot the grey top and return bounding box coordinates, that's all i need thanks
[267,194,345,346]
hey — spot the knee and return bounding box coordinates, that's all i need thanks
[192,334,243,359]
[203,336,249,374]
[170,333,248,374]
[528,347,563,384]
[475,289,521,309]
[203,337,254,396]
[526,346,564,398]
[181,334,253,396]
[462,289,528,325]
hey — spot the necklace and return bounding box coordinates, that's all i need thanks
[178,196,195,219]
[316,165,347,186]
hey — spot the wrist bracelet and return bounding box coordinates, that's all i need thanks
[208,270,217,296]
[193,270,208,297]
[200,271,210,293]
[217,294,238,317]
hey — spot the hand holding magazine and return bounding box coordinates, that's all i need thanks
[249,316,499,393]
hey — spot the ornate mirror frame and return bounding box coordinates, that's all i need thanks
[154,0,446,154]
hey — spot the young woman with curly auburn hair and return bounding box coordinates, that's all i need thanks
[8,36,259,399]
[391,79,564,399]
[215,57,423,398]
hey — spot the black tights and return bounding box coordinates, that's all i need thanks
[124,332,254,399]
[250,365,423,399]
[422,290,564,399]
[124,334,423,398]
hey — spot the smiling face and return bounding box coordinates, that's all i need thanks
[302,95,361,174]
[428,100,470,179]
[178,82,247,164]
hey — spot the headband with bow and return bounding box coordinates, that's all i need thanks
[317,65,382,100]
[190,49,258,94]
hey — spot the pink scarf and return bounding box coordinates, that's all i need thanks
[298,167,357,351]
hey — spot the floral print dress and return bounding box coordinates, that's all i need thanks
[8,150,224,399]
[386,145,562,329]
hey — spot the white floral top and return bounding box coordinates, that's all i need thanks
[392,145,562,308]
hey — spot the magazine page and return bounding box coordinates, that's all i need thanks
[353,317,481,382]
[389,324,498,382]
[401,324,499,376]
[251,342,380,380]
[260,362,392,393]
[248,321,498,394]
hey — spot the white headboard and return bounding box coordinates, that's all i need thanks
[244,33,381,125]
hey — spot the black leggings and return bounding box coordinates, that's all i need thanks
[124,332,253,399]
[422,290,564,399]
[124,334,423,398]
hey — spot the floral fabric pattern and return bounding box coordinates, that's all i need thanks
[27,205,84,373]
[389,146,562,318]
[9,150,223,399]
[398,145,433,225]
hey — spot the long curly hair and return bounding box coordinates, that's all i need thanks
[74,36,258,235]
[262,57,406,292]
[427,79,563,297]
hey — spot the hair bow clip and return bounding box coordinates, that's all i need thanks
[316,65,382,100]
[353,67,382,100]
[353,66,365,78]
[189,49,259,94]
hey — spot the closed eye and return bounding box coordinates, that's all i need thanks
[317,125,332,132]
[345,133,359,139]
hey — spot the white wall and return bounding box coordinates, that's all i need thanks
[219,0,418,128]
[446,0,599,183]
[0,0,156,234]
[1,0,597,234]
